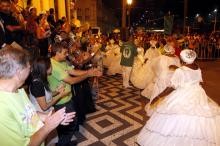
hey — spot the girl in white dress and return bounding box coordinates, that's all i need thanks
[137,49,220,146]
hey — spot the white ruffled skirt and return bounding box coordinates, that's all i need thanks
[107,54,122,75]
[137,84,220,146]
[131,60,155,89]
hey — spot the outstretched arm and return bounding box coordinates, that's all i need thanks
[151,87,175,105]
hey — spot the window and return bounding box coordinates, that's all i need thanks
[85,8,90,21]
[78,16,82,21]
[85,16,90,20]
[77,8,82,15]
[85,8,90,15]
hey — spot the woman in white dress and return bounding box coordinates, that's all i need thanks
[103,39,115,68]
[142,44,180,105]
[140,40,160,95]
[144,40,160,60]
[137,49,220,146]
[130,40,145,89]
[107,41,122,75]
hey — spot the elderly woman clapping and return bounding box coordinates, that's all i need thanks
[0,47,75,146]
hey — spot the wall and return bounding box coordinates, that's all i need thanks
[75,0,97,27]
[76,0,119,33]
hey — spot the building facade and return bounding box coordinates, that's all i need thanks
[76,0,119,33]
[17,0,73,19]
[16,0,118,33]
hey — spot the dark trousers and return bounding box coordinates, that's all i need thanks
[54,99,77,146]
[38,38,48,57]
[72,79,96,126]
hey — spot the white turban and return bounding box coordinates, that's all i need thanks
[180,49,197,64]
[164,44,175,54]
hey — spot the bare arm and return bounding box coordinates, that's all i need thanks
[28,108,67,146]
[64,69,102,85]
[36,93,69,111]
[151,87,175,105]
[169,65,179,71]
[68,69,88,76]
[6,25,23,32]
[63,74,90,85]
[28,125,51,146]
[36,27,50,39]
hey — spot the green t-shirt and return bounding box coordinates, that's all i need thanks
[0,89,44,146]
[120,42,137,67]
[48,58,72,105]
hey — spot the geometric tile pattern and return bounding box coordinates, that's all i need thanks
[47,60,220,146]
[75,74,149,146]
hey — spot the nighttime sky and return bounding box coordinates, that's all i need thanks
[103,0,219,24]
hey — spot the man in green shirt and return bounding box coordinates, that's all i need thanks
[120,35,137,88]
[48,43,101,146]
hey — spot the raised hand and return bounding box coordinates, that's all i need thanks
[61,112,76,125]
[56,84,65,93]
[88,68,103,77]
[44,108,66,132]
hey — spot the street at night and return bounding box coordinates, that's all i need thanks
[0,0,219,146]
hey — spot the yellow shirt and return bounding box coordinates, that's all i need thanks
[0,89,44,146]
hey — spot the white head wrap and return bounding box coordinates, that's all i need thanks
[164,44,175,54]
[180,49,197,64]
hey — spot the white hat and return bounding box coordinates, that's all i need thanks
[28,7,35,12]
[164,44,175,54]
[150,40,157,48]
[180,49,197,64]
[39,11,46,15]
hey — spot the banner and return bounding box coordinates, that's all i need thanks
[164,15,174,35]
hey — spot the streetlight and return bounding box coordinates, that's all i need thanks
[127,0,132,5]
[183,0,188,34]
[214,9,217,32]
[127,0,132,28]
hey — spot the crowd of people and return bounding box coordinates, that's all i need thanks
[0,0,102,146]
[0,0,220,146]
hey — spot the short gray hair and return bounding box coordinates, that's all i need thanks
[0,47,30,79]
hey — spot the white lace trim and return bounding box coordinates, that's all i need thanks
[143,127,216,144]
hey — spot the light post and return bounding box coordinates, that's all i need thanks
[214,9,217,32]
[121,0,133,41]
[122,0,127,41]
[183,0,188,34]
[127,0,132,28]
